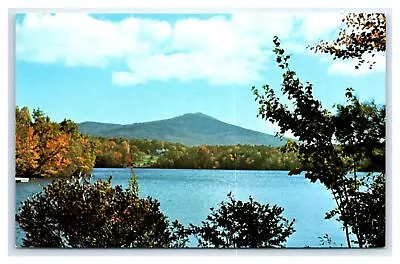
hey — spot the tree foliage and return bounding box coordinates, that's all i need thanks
[93,137,301,170]
[93,138,135,168]
[16,175,188,248]
[94,136,376,171]
[310,13,386,69]
[15,106,96,178]
[156,144,300,170]
[15,107,40,176]
[190,193,295,248]
[251,34,385,248]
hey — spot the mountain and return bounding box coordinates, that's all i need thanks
[78,113,288,147]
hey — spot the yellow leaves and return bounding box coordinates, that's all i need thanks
[15,123,40,176]
[15,106,97,178]
[121,140,130,153]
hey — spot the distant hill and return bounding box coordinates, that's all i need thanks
[78,113,289,147]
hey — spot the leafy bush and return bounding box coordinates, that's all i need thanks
[190,193,295,248]
[16,175,188,248]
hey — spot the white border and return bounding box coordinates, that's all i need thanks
[2,1,398,263]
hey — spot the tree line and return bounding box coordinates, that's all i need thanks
[93,137,302,170]
[15,106,379,177]
[15,109,304,175]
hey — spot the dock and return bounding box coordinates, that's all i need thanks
[15,177,29,183]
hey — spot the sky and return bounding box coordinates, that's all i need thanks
[15,12,386,136]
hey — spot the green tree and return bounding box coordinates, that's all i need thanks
[190,193,295,248]
[251,33,385,247]
[16,174,188,248]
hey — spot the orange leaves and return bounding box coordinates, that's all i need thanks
[45,133,70,156]
[38,130,73,176]
[15,107,40,176]
[113,151,122,161]
[310,13,386,69]
[15,107,97,178]
[15,126,40,176]
[94,139,136,168]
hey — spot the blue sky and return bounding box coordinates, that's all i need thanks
[15,12,386,136]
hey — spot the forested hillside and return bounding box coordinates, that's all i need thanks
[79,113,288,147]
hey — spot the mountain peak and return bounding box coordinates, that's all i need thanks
[181,112,210,117]
[79,113,288,147]
[177,112,216,120]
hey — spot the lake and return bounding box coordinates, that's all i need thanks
[15,168,347,248]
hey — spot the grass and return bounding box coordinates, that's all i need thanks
[133,153,159,167]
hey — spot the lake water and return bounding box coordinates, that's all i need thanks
[15,168,347,248]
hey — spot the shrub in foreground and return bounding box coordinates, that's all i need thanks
[16,176,188,248]
[190,193,295,248]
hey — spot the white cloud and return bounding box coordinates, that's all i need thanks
[296,12,344,42]
[113,52,266,86]
[328,52,386,76]
[16,13,154,67]
[16,12,364,86]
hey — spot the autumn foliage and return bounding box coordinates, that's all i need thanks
[310,13,386,69]
[93,138,136,168]
[15,106,96,178]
